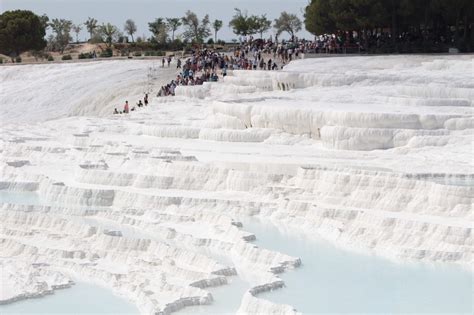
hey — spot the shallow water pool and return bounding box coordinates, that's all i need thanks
[242,218,473,314]
[175,276,249,315]
[0,283,139,314]
[2,190,471,314]
[0,190,41,205]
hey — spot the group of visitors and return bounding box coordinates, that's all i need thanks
[155,40,291,97]
[237,37,298,66]
[115,37,311,110]
[296,29,457,54]
[161,56,172,67]
[113,94,149,114]
[157,49,226,97]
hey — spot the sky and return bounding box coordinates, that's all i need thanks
[1,0,313,41]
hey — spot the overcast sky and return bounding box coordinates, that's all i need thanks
[1,0,313,41]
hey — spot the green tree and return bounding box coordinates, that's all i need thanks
[254,15,272,38]
[166,18,182,41]
[212,19,223,42]
[124,19,137,42]
[84,17,98,40]
[149,18,168,44]
[274,11,302,37]
[229,8,257,36]
[98,23,120,48]
[50,18,73,53]
[39,14,50,31]
[303,0,474,52]
[181,10,211,43]
[304,0,337,35]
[45,34,55,51]
[72,24,82,43]
[0,10,47,61]
[430,0,472,46]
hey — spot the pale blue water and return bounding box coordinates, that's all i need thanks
[0,192,138,314]
[242,218,473,314]
[0,190,41,205]
[0,283,139,314]
[428,177,474,187]
[175,276,249,315]
[2,191,472,314]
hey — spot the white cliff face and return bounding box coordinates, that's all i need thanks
[0,55,472,314]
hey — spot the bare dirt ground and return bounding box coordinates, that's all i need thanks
[0,43,181,65]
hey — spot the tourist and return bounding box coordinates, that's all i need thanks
[124,101,129,114]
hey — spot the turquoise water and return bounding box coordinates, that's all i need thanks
[0,283,139,314]
[242,218,473,314]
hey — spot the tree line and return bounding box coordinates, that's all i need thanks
[0,9,303,61]
[304,0,473,52]
[228,9,302,39]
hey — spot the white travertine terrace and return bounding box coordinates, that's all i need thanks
[0,55,472,314]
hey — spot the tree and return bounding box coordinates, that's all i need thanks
[149,18,168,44]
[50,18,73,53]
[304,0,337,35]
[166,18,182,41]
[181,10,211,43]
[46,34,55,51]
[274,11,302,37]
[84,17,98,40]
[254,15,272,38]
[98,23,120,48]
[429,0,473,47]
[72,24,82,43]
[229,8,258,36]
[0,10,47,61]
[124,19,137,42]
[303,0,474,52]
[39,14,50,31]
[304,0,390,35]
[212,19,223,42]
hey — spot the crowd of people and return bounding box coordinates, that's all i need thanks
[113,36,333,113]
[113,27,467,113]
[114,36,320,112]
[155,37,307,97]
[295,29,461,54]
[157,49,227,97]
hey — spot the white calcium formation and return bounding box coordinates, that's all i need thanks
[0,55,472,314]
